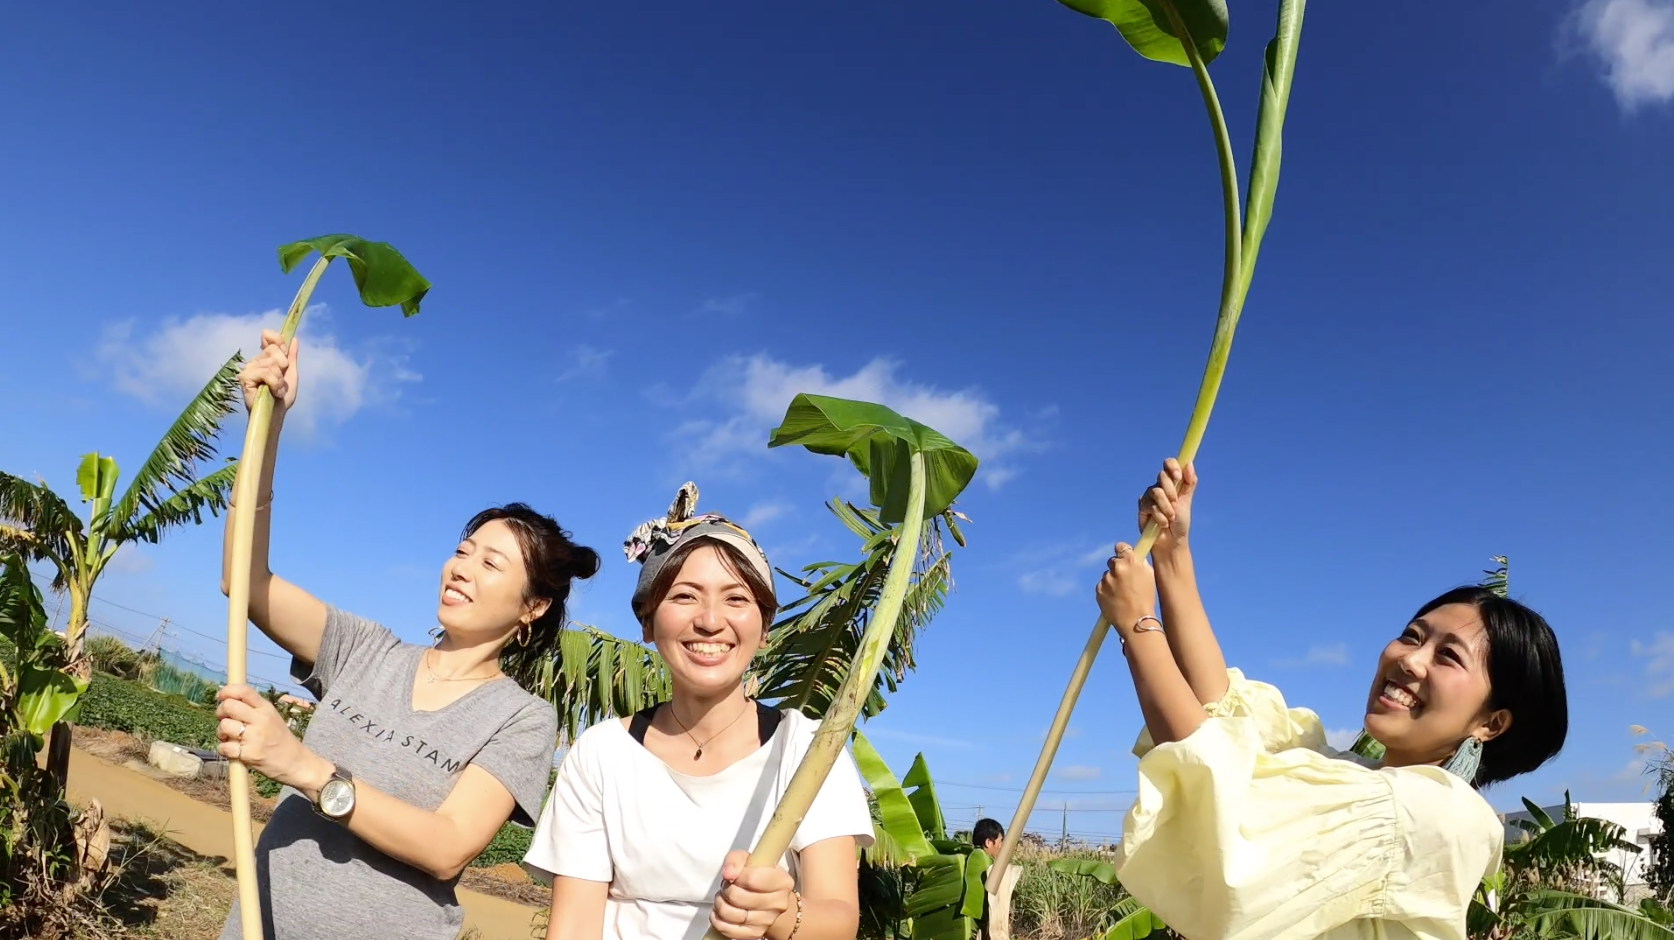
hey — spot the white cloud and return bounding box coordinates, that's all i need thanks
[554,345,614,383]
[741,501,792,529]
[1609,757,1648,785]
[1632,632,1674,696]
[675,354,1035,488]
[1017,542,1111,597]
[105,544,154,575]
[1325,727,1363,751]
[1572,0,1674,110]
[1274,643,1351,668]
[697,293,760,317]
[96,308,417,435]
[1054,765,1102,781]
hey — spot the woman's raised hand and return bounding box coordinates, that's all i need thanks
[710,850,796,940]
[238,329,299,416]
[1097,542,1157,636]
[1139,458,1197,557]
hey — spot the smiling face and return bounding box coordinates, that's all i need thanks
[437,518,547,644]
[1364,601,1511,767]
[644,544,766,700]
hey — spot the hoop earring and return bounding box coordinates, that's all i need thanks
[428,625,444,643]
[517,624,533,648]
[1442,735,1483,784]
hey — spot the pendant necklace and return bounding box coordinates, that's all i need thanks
[667,699,752,760]
[424,647,499,684]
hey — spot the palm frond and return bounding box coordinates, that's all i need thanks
[755,500,957,721]
[0,472,83,587]
[109,462,239,545]
[507,624,670,744]
[108,352,242,536]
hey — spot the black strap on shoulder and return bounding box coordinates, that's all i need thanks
[630,702,783,747]
[628,705,658,745]
[755,702,783,744]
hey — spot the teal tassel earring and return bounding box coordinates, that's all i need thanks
[1442,736,1483,784]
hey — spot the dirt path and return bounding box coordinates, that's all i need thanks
[66,747,544,940]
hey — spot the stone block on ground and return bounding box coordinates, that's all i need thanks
[147,741,202,778]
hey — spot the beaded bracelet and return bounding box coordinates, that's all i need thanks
[785,889,804,940]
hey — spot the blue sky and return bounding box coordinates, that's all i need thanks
[3,1,1671,842]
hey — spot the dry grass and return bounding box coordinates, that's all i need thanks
[38,819,240,940]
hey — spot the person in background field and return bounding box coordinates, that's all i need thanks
[969,818,1005,940]
[524,483,874,940]
[214,330,600,940]
[1094,458,1568,940]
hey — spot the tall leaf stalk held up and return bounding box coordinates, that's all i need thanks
[697,394,977,940]
[990,0,1309,887]
[222,235,429,940]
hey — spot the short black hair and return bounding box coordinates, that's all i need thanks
[972,818,1004,849]
[1411,586,1568,788]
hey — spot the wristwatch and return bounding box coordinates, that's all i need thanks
[313,766,356,821]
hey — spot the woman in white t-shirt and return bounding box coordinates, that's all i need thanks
[525,484,874,940]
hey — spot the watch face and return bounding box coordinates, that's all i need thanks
[320,778,355,817]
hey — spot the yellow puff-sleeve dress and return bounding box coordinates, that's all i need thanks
[1117,669,1502,940]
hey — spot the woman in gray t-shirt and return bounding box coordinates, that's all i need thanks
[214,330,600,940]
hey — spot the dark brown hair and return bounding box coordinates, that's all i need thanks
[1410,586,1567,789]
[459,503,601,685]
[631,536,777,633]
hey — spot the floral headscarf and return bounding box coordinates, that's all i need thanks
[624,482,773,610]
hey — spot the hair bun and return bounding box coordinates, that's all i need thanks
[566,545,602,581]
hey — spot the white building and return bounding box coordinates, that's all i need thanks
[1501,801,1663,895]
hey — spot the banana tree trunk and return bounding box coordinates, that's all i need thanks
[45,582,92,787]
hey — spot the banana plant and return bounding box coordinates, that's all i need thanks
[758,498,963,721]
[222,234,429,940]
[698,394,977,940]
[1,353,244,788]
[0,555,79,743]
[852,730,979,940]
[1470,794,1673,940]
[993,0,1309,885]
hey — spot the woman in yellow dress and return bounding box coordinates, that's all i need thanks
[1095,459,1568,940]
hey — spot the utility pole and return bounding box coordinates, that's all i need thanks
[1060,804,1068,848]
[143,618,170,657]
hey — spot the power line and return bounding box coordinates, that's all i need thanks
[934,779,1137,795]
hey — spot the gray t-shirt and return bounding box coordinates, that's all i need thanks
[220,606,558,940]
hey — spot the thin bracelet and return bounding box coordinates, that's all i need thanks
[784,889,804,940]
[1120,615,1164,645]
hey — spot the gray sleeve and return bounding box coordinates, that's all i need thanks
[472,698,559,827]
[289,606,402,700]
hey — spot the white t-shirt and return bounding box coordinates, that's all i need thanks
[523,708,875,940]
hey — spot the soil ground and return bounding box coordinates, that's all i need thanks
[64,742,544,940]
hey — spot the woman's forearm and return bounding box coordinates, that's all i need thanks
[1124,631,1207,745]
[1153,545,1229,705]
[292,753,482,881]
[767,897,858,940]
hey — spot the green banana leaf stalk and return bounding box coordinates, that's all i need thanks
[223,235,429,940]
[991,0,1307,889]
[698,395,976,940]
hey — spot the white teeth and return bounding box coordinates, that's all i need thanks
[685,642,732,655]
[444,588,469,602]
[1382,683,1420,708]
